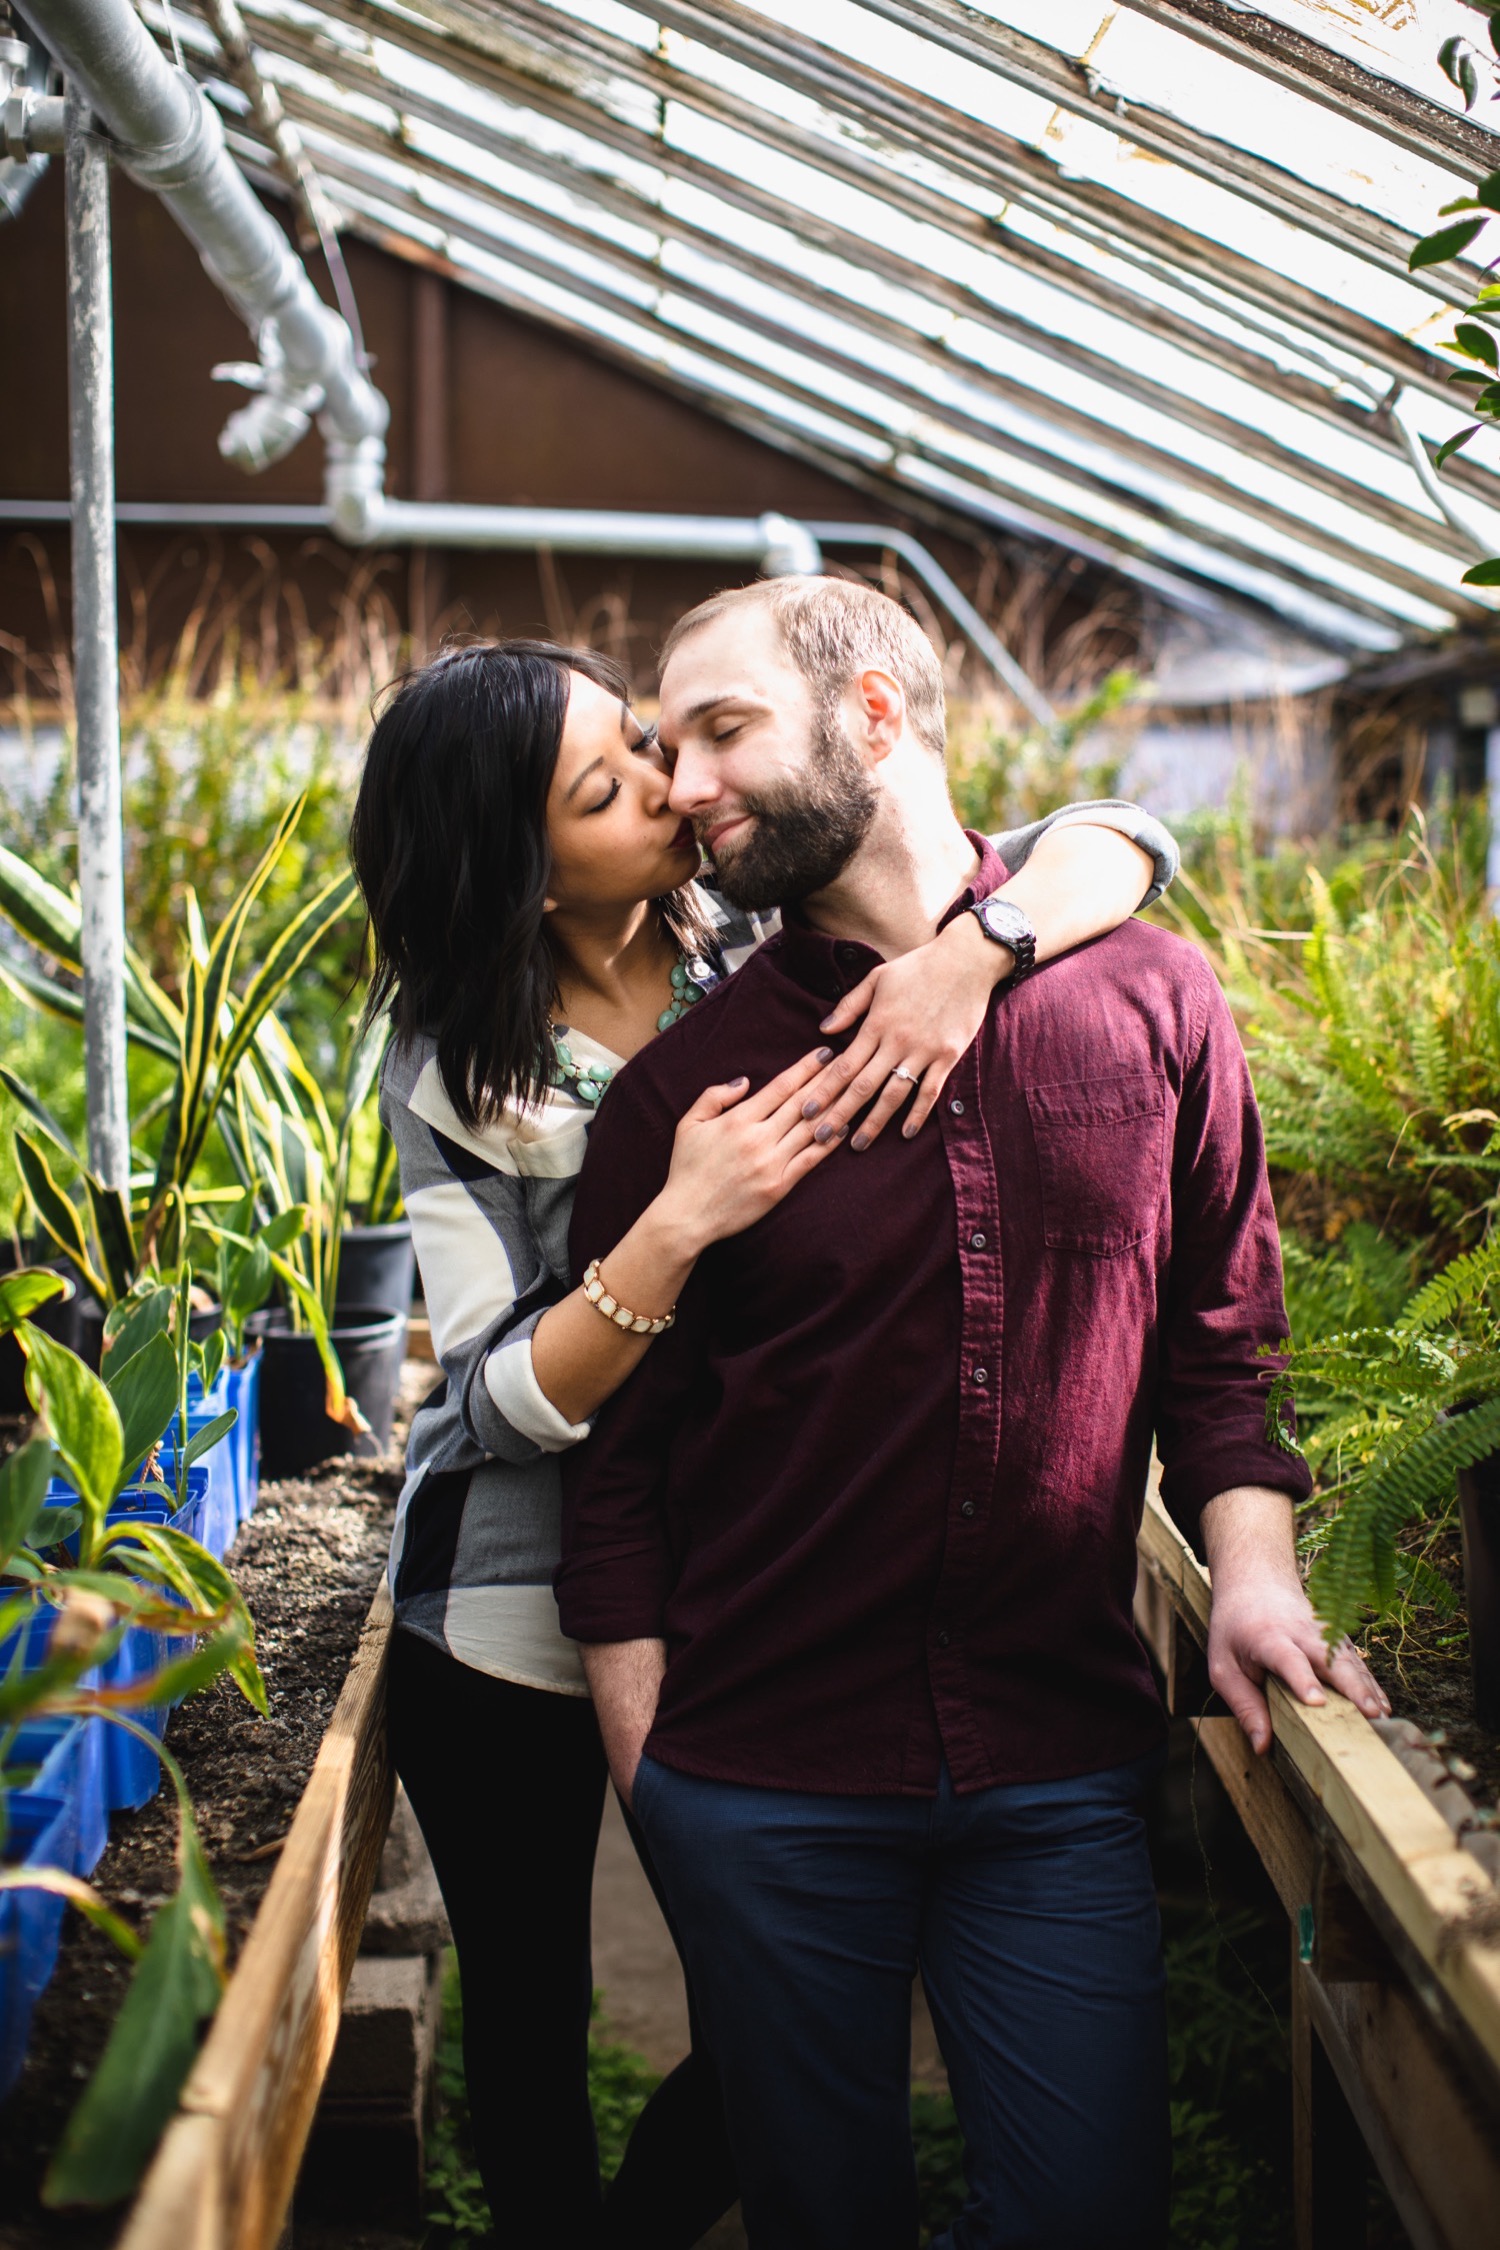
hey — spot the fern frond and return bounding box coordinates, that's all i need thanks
[1403,1235,1500,1330]
[1309,1396,1500,1641]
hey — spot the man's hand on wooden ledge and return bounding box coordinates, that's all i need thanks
[1200,1484,1391,1755]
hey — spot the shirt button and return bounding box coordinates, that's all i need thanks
[936,1629,951,1648]
[969,1231,986,1250]
[949,1098,965,1115]
[836,943,863,967]
[972,1366,988,1385]
[960,1501,976,1519]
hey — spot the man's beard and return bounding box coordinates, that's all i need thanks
[704,703,878,911]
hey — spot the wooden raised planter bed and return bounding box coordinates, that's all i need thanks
[1135,1487,1500,2250]
[116,1586,395,2250]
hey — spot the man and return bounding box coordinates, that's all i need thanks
[555,578,1386,2250]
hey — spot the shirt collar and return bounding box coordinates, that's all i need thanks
[772,831,1007,1003]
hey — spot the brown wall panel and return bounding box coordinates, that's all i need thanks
[0,162,1137,699]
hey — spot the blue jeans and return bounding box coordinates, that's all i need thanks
[632,1751,1169,2250]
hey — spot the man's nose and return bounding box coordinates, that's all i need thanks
[667,744,718,815]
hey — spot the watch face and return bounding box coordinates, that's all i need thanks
[981,899,1032,943]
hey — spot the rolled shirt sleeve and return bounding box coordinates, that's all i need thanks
[991,799,1179,908]
[385,1077,594,1468]
[1154,958,1312,1546]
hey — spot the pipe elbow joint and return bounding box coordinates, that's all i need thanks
[758,513,822,577]
[324,433,389,543]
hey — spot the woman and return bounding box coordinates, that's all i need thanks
[349,636,1177,2248]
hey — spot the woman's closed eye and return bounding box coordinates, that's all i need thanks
[586,777,622,816]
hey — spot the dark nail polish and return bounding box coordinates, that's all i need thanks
[802,1099,821,1119]
[851,1131,869,1152]
[814,1123,835,1144]
[815,1046,833,1062]
[819,1018,835,1033]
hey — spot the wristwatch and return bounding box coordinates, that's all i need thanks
[968,895,1037,983]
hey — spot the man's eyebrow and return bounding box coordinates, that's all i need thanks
[679,692,745,727]
[564,754,605,801]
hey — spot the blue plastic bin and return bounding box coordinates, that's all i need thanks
[165,1399,236,1559]
[6,1718,107,1879]
[225,1351,262,1525]
[0,1605,162,1816]
[0,1786,74,2099]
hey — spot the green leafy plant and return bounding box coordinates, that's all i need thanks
[0,793,360,1283]
[0,1266,262,2205]
[948,670,1137,836]
[1269,1233,1500,1643]
[1158,811,1500,1260]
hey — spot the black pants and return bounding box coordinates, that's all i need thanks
[387,1626,737,2247]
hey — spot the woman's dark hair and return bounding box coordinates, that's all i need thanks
[350,638,711,1130]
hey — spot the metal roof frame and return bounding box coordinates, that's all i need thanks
[121,0,1500,648]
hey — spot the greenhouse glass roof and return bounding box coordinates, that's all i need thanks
[144,0,1500,651]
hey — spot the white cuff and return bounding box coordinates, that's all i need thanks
[483,1336,593,1453]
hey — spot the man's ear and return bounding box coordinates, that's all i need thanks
[855,666,905,762]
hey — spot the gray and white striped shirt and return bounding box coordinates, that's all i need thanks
[382,803,1179,1695]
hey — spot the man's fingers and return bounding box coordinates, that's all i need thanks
[1211,1653,1274,1756]
[1318,1634,1390,1721]
[817,973,879,1036]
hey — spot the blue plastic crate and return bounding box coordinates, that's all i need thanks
[0,1785,74,2100]
[0,1607,163,1816]
[6,1718,107,1880]
[163,1401,236,1559]
[225,1351,262,1524]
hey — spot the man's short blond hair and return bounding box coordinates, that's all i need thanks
[659,576,947,760]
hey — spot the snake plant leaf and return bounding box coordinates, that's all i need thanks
[43,1741,225,2209]
[106,1330,181,1493]
[200,869,361,1175]
[151,952,209,1208]
[19,1324,124,1529]
[82,1176,136,1307]
[0,1268,68,1332]
[13,1133,107,1305]
[0,1438,57,1569]
[0,841,83,966]
[0,1065,81,1165]
[198,795,305,1068]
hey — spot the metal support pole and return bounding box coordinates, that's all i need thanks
[64,77,128,1190]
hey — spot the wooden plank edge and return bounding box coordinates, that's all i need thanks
[117,1583,396,2250]
[1137,1489,1500,2079]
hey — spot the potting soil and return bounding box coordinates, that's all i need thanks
[0,1447,401,2246]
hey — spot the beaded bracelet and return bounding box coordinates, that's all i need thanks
[582,1258,676,1336]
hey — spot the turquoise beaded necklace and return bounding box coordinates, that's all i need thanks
[550,954,714,1109]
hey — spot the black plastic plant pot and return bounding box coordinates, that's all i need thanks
[246,1303,406,1480]
[336,1222,416,1318]
[1457,1450,1500,1733]
[0,1241,83,1413]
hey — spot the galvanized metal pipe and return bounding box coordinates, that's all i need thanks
[16,0,387,476]
[63,77,128,1190]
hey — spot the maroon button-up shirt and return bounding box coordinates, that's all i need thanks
[556,838,1308,1794]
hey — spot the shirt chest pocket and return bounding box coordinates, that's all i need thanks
[1023,1070,1166,1257]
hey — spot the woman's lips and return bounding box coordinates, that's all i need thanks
[670,819,698,853]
